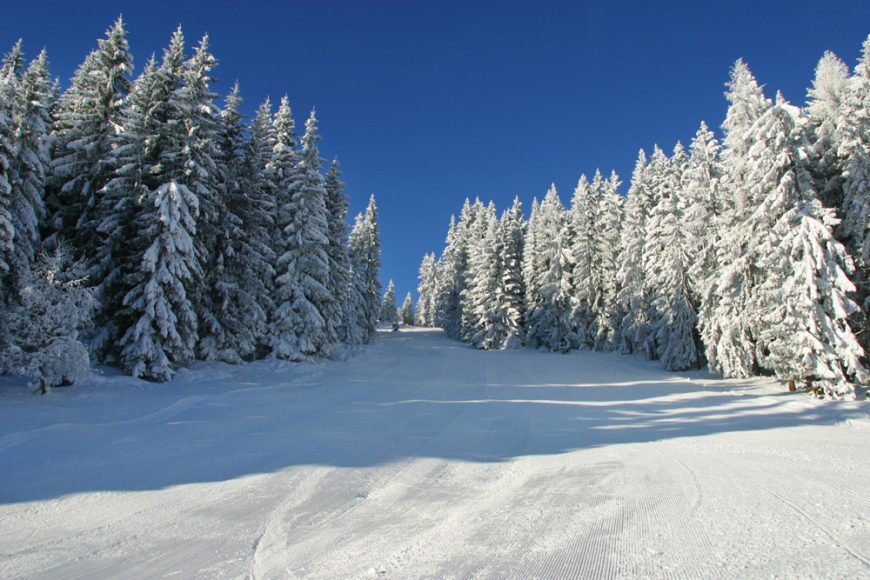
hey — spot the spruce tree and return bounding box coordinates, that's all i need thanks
[201,83,269,362]
[49,17,132,265]
[415,252,437,327]
[498,196,526,348]
[703,60,772,377]
[0,48,17,300]
[241,97,278,338]
[8,48,51,293]
[114,28,204,379]
[380,279,399,326]
[617,150,654,355]
[119,181,201,381]
[752,94,866,396]
[465,203,502,348]
[347,194,382,342]
[324,159,351,343]
[271,110,333,360]
[567,173,598,348]
[401,292,415,326]
[523,185,574,351]
[837,35,870,353]
[93,56,160,358]
[595,171,623,350]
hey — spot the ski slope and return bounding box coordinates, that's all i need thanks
[1,327,869,578]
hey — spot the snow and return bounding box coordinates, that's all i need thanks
[1,327,869,578]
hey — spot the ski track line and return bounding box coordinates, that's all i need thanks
[651,445,720,579]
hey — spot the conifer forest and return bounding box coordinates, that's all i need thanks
[416,43,870,399]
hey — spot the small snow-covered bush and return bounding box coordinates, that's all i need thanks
[3,246,96,394]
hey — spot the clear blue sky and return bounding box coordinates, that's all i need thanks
[2,1,868,300]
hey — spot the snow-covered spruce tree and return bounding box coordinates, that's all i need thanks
[173,34,224,361]
[701,60,772,378]
[649,163,699,371]
[437,197,477,339]
[806,51,849,212]
[241,96,278,335]
[567,173,598,348]
[346,214,370,345]
[498,196,526,348]
[8,49,51,294]
[415,252,437,327]
[401,292,415,326]
[837,35,870,353]
[434,214,459,331]
[616,150,654,355]
[523,184,575,352]
[119,180,201,382]
[0,50,17,301]
[752,94,866,397]
[324,159,351,343]
[49,16,132,266]
[347,194,382,344]
[2,246,95,394]
[683,121,723,313]
[200,83,269,362]
[458,198,487,342]
[92,56,161,359]
[380,279,399,326]
[461,200,497,343]
[641,145,675,360]
[595,171,623,350]
[115,29,203,381]
[465,203,503,349]
[271,109,334,360]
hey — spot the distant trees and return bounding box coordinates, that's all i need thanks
[418,38,870,398]
[0,19,383,390]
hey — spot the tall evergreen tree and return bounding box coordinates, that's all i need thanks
[523,185,574,351]
[271,109,333,360]
[752,94,866,396]
[465,203,502,348]
[241,97,278,339]
[119,180,201,381]
[415,252,437,327]
[617,150,654,355]
[837,35,870,353]
[8,48,51,292]
[113,28,205,379]
[567,173,599,348]
[0,45,19,300]
[200,83,268,362]
[93,56,160,358]
[401,292,415,326]
[49,16,132,264]
[683,122,723,310]
[347,194,382,343]
[498,196,526,348]
[702,60,772,377]
[324,159,351,343]
[380,279,399,325]
[595,171,623,350]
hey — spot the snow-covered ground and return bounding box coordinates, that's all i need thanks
[1,327,869,578]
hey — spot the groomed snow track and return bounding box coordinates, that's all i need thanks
[1,328,868,578]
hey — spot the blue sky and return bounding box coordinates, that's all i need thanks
[1,1,868,300]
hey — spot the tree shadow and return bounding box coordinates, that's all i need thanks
[0,329,865,504]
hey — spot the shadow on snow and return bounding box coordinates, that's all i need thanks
[0,328,864,504]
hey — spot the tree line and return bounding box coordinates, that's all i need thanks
[0,18,382,391]
[416,38,870,399]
